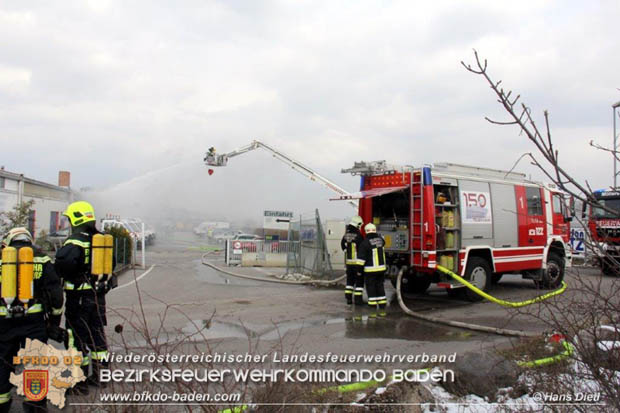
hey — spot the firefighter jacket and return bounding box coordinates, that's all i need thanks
[341,225,364,266]
[358,233,387,273]
[55,225,107,293]
[0,246,63,319]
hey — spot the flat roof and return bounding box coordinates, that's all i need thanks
[0,169,71,193]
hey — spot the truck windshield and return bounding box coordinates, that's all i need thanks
[593,198,620,218]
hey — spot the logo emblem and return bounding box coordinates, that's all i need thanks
[24,370,48,401]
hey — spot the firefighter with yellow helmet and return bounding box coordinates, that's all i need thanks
[0,228,64,413]
[54,201,116,394]
[340,216,365,305]
[358,223,388,312]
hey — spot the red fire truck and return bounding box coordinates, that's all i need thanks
[335,162,573,300]
[586,189,620,275]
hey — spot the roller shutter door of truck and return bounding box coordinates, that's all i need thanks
[490,183,518,248]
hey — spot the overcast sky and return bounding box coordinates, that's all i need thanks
[1,1,619,223]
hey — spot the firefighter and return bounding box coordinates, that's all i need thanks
[54,201,117,394]
[0,228,64,413]
[341,216,365,305]
[358,223,387,313]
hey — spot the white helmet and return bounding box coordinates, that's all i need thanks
[2,227,33,247]
[349,216,363,228]
[364,223,377,234]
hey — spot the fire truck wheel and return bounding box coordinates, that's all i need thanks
[396,272,432,294]
[600,258,618,276]
[462,257,491,301]
[540,253,564,288]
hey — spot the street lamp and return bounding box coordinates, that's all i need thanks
[614,101,620,188]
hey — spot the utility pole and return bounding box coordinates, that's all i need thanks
[614,101,620,188]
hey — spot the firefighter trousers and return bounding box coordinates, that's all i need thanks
[345,265,364,304]
[364,270,387,309]
[0,315,48,412]
[65,291,109,377]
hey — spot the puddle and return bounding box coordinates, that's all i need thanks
[335,312,482,341]
[176,312,484,343]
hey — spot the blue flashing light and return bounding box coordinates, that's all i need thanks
[423,167,432,186]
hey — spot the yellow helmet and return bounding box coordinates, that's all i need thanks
[2,227,33,247]
[63,201,96,226]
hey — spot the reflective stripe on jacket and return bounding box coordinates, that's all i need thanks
[341,225,364,266]
[359,233,387,273]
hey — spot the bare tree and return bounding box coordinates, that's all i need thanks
[0,199,35,235]
[462,50,620,411]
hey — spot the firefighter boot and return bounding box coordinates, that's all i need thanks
[353,290,363,305]
[378,303,387,318]
[22,399,47,413]
[66,366,90,396]
[87,360,108,388]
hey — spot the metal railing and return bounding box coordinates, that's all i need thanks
[225,240,299,265]
[114,237,132,273]
[287,209,335,279]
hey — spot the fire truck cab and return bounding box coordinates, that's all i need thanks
[337,162,573,300]
[586,189,620,275]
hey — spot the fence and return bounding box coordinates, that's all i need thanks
[286,209,336,279]
[114,236,132,273]
[225,240,299,266]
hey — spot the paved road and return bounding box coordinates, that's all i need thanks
[104,237,614,370]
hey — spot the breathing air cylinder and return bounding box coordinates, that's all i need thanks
[18,247,34,305]
[103,234,114,277]
[1,247,17,306]
[91,233,105,280]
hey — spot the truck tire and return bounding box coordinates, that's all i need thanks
[491,273,503,284]
[461,257,492,302]
[539,253,564,288]
[397,271,432,294]
[601,258,619,276]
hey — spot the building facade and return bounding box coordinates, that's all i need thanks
[0,169,74,238]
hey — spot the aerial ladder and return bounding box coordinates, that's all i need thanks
[204,140,358,208]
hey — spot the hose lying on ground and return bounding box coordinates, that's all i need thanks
[516,340,574,368]
[201,253,346,285]
[436,265,568,308]
[219,337,576,413]
[396,269,538,337]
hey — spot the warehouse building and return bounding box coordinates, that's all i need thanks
[0,168,74,239]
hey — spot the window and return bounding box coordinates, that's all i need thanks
[593,199,620,219]
[552,194,563,215]
[526,187,543,215]
[50,211,60,233]
[27,210,36,237]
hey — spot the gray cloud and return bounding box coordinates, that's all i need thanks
[1,1,618,222]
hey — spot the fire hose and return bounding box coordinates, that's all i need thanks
[219,338,575,413]
[201,254,346,285]
[435,265,568,308]
[396,265,567,337]
[211,262,572,412]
